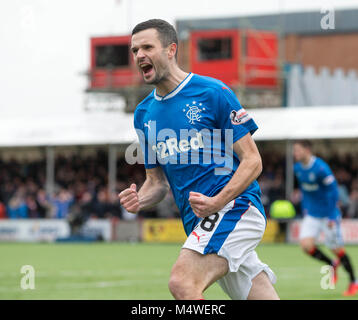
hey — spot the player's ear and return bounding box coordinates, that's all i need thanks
[167,43,177,60]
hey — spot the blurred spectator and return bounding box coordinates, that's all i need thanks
[93,188,111,218]
[290,189,302,217]
[26,195,41,218]
[347,179,358,218]
[108,192,122,218]
[258,151,286,217]
[78,191,96,218]
[7,193,28,219]
[156,190,180,218]
[36,189,55,218]
[93,188,121,218]
[338,184,351,216]
[50,189,74,219]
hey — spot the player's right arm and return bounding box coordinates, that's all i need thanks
[118,167,169,214]
[126,105,169,213]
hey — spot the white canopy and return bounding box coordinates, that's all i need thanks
[0,111,136,147]
[0,105,357,147]
[252,105,358,141]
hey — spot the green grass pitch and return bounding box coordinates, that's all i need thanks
[1,242,357,300]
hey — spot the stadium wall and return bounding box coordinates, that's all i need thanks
[3,218,358,244]
[287,219,358,244]
[0,219,111,242]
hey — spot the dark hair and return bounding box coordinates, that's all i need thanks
[132,19,178,58]
[293,139,313,150]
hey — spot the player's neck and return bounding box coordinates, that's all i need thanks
[302,155,314,167]
[155,67,189,97]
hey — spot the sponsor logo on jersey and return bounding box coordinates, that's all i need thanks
[302,183,319,191]
[152,132,204,159]
[130,122,234,174]
[230,108,251,125]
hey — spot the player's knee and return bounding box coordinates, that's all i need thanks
[168,273,199,300]
[300,239,315,253]
[168,274,189,299]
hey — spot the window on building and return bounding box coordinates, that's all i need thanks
[197,37,232,61]
[95,44,129,68]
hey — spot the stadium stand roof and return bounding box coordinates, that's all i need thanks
[176,8,358,38]
[252,105,358,141]
[0,106,358,147]
[0,112,136,147]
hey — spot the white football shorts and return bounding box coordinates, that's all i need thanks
[299,214,344,249]
[182,198,276,300]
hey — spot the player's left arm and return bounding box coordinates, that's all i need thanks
[318,165,340,223]
[189,132,262,218]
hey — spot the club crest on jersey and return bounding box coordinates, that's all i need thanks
[183,101,205,125]
[230,108,251,125]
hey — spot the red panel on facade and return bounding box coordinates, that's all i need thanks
[244,30,279,87]
[90,36,141,89]
[190,30,240,86]
[190,29,279,88]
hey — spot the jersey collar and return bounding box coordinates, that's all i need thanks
[302,156,316,169]
[154,73,193,101]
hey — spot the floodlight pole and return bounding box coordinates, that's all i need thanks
[45,146,55,196]
[285,140,294,200]
[108,144,117,196]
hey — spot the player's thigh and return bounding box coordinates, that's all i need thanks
[170,248,229,291]
[217,250,277,300]
[299,215,323,246]
[247,271,280,300]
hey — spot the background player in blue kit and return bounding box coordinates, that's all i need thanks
[119,19,279,300]
[293,140,358,296]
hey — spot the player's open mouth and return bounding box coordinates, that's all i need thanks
[140,63,154,77]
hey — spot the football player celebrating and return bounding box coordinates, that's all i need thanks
[119,19,278,300]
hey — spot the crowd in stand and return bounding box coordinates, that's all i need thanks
[0,151,134,221]
[0,149,357,220]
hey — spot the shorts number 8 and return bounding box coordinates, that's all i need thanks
[200,213,219,232]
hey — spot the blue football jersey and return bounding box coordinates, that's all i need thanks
[294,156,340,220]
[134,73,265,235]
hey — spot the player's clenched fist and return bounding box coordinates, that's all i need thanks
[189,191,223,218]
[118,183,140,213]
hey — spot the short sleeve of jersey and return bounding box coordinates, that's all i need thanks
[134,109,159,169]
[317,161,335,186]
[216,86,258,143]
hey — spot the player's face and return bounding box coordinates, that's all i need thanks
[293,143,309,162]
[131,28,170,84]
